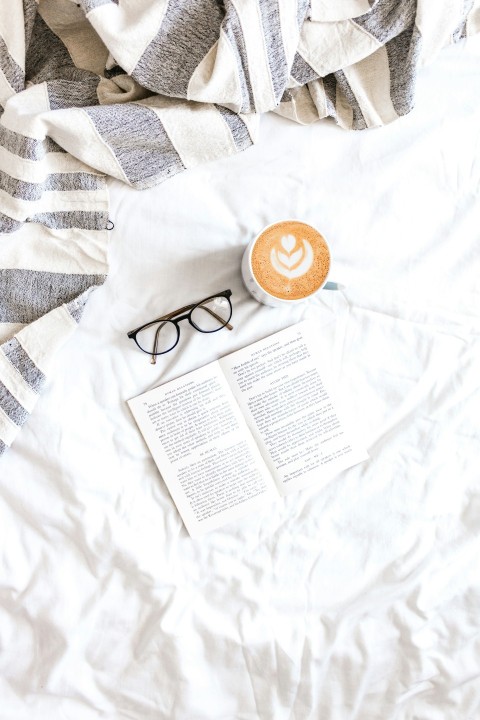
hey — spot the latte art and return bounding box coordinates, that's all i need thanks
[270,235,314,279]
[250,221,330,301]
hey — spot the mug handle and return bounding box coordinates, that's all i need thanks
[323,281,345,291]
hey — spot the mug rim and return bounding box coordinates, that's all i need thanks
[247,219,331,303]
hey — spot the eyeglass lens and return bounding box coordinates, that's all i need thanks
[191,296,231,332]
[135,320,178,355]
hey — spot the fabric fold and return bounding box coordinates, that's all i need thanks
[0,287,96,453]
[0,0,479,454]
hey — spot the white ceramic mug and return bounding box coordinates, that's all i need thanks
[241,220,339,308]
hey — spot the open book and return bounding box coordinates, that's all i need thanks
[128,321,368,537]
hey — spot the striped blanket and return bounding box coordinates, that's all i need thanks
[0,0,478,456]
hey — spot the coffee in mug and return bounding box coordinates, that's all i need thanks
[242,220,331,307]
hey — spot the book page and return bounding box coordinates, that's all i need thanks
[220,321,368,496]
[128,362,278,538]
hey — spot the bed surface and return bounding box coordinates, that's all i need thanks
[1,35,480,719]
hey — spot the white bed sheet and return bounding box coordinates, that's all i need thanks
[1,35,480,720]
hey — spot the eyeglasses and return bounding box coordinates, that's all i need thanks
[127,289,233,364]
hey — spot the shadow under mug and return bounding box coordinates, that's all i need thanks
[241,220,341,308]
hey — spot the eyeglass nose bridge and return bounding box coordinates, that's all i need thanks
[170,313,191,325]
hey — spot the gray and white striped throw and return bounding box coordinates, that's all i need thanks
[1,0,478,455]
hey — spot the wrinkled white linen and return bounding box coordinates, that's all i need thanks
[1,34,480,720]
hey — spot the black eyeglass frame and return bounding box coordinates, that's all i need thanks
[127,289,233,361]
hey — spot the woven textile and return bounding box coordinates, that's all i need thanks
[0,0,479,454]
